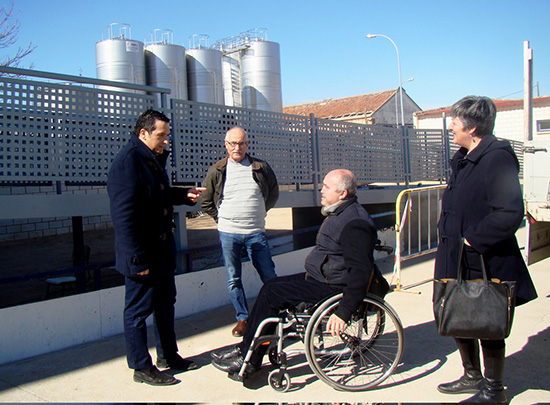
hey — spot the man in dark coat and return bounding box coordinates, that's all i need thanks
[434,96,537,403]
[209,169,383,377]
[108,109,205,386]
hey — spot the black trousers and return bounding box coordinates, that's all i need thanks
[237,272,341,366]
[123,267,178,370]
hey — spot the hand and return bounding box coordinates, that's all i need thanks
[187,187,206,203]
[137,269,150,276]
[326,314,346,336]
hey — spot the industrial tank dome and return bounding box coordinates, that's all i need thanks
[95,23,146,93]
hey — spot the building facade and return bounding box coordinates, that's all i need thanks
[414,96,550,142]
[283,89,422,127]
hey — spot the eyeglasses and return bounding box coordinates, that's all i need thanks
[225,140,248,148]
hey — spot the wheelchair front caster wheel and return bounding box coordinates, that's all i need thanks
[268,369,291,392]
[268,347,281,365]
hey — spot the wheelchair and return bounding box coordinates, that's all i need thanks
[229,291,404,392]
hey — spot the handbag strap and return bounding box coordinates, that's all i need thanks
[458,237,488,285]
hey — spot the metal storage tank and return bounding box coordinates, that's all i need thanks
[241,40,282,112]
[145,29,188,106]
[222,53,242,107]
[95,23,146,93]
[186,47,224,105]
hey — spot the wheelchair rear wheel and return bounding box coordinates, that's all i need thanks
[304,293,404,391]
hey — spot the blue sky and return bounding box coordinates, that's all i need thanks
[5,0,550,110]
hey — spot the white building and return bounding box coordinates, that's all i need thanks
[414,96,550,142]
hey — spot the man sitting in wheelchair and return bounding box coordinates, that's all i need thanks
[211,168,388,378]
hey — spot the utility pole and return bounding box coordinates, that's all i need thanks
[524,40,533,142]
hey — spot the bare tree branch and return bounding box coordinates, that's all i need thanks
[0,1,36,69]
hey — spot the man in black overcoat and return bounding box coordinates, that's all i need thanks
[108,109,205,386]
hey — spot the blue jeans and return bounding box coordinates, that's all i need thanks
[219,231,277,321]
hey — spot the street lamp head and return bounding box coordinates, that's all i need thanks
[366,34,377,39]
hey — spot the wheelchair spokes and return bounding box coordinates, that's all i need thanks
[305,294,404,391]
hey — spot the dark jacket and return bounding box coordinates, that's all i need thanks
[199,154,279,222]
[434,135,537,305]
[107,136,194,277]
[305,197,378,321]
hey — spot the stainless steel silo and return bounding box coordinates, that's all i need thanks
[145,30,188,106]
[222,53,242,107]
[241,40,282,112]
[186,48,224,105]
[95,23,146,93]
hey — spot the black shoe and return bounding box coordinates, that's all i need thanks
[211,354,260,375]
[133,366,180,386]
[212,354,244,373]
[211,345,241,361]
[156,355,198,371]
[438,372,484,394]
[460,379,507,403]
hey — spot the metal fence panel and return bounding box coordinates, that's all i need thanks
[393,185,447,291]
[316,119,405,184]
[169,100,312,184]
[0,72,524,188]
[0,77,155,182]
[408,129,447,183]
[509,139,524,178]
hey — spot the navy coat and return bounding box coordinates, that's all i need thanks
[107,135,194,278]
[434,135,537,305]
[305,197,378,321]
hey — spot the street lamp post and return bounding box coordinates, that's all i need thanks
[366,34,405,126]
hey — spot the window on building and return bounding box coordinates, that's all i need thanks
[537,119,550,133]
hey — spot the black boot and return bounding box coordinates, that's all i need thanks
[462,346,507,403]
[438,338,483,394]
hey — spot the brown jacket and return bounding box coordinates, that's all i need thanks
[199,154,279,222]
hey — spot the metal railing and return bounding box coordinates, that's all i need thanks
[0,66,458,188]
[392,185,447,292]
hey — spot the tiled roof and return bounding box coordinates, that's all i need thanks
[415,96,550,118]
[283,89,398,118]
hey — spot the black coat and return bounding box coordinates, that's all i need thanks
[305,197,378,321]
[107,136,194,277]
[434,135,537,305]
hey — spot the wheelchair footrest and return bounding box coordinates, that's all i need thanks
[227,364,261,383]
[228,371,244,382]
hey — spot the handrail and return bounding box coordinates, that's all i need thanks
[393,184,447,293]
[0,66,171,94]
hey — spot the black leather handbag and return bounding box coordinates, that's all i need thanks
[433,239,517,339]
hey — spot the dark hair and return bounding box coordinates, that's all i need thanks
[449,96,496,136]
[133,109,170,137]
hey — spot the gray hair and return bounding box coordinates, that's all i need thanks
[450,96,496,137]
[333,169,357,196]
[225,126,247,141]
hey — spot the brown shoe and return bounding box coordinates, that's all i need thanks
[232,320,247,337]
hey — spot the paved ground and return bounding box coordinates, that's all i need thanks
[0,246,549,403]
